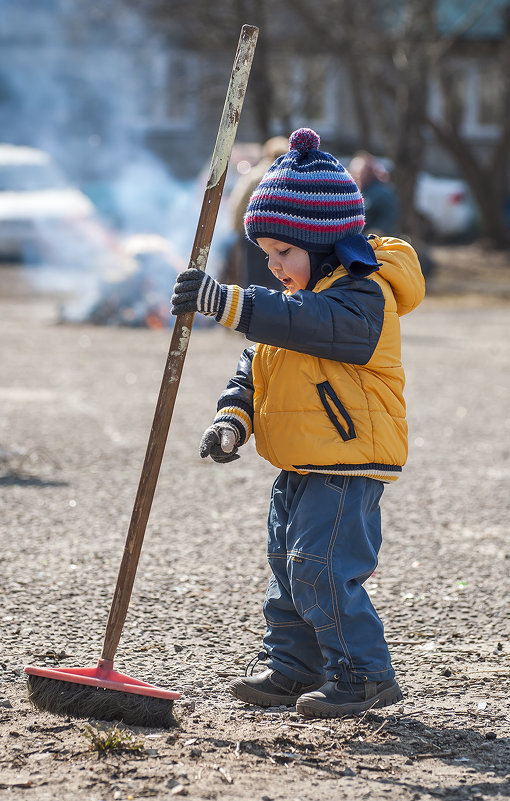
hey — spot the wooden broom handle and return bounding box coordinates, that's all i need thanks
[101,25,259,664]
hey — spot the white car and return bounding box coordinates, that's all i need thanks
[0,143,135,280]
[380,157,477,241]
[0,144,99,261]
[348,153,478,242]
[415,171,477,241]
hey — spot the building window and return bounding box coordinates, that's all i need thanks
[476,60,502,128]
[429,58,501,138]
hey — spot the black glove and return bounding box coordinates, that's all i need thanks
[171,269,222,317]
[199,423,240,463]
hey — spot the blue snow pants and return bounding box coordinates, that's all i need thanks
[262,471,395,684]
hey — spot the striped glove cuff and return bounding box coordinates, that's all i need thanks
[215,284,253,333]
[215,399,253,446]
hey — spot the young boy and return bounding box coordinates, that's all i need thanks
[171,128,425,718]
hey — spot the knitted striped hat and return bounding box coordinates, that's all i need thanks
[244,128,365,252]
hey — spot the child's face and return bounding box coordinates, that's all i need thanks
[257,238,311,294]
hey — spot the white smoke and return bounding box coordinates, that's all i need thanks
[0,2,227,323]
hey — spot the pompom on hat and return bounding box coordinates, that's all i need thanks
[244,128,366,252]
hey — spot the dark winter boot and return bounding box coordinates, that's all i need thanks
[296,677,403,718]
[229,668,324,707]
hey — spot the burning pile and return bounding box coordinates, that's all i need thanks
[61,234,188,328]
[86,234,183,328]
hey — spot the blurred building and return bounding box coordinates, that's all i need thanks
[0,0,508,183]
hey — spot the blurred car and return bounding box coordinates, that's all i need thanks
[414,171,477,241]
[0,143,97,261]
[363,156,477,242]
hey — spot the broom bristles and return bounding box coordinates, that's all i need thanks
[27,674,178,729]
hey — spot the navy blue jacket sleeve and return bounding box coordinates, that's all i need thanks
[244,276,385,364]
[217,345,255,416]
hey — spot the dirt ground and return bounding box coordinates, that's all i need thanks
[0,244,509,801]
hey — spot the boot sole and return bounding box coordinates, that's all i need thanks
[296,683,403,719]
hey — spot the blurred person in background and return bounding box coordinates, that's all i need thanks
[349,151,435,279]
[225,136,288,289]
[348,151,400,236]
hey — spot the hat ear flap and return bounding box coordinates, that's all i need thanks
[334,235,381,277]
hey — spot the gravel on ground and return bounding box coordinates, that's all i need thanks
[0,248,509,801]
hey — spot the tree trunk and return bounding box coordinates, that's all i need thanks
[236,0,272,140]
[427,24,510,249]
[340,0,374,151]
[427,120,510,247]
[280,0,375,150]
[390,3,434,238]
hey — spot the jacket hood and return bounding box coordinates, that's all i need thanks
[369,236,425,316]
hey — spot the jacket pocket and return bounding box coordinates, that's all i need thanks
[316,381,356,441]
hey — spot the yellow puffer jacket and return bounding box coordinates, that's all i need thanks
[251,237,425,480]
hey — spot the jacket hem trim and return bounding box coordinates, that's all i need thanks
[292,462,402,480]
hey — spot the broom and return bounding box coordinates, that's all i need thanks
[24,24,259,729]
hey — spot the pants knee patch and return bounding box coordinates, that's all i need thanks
[288,554,335,631]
